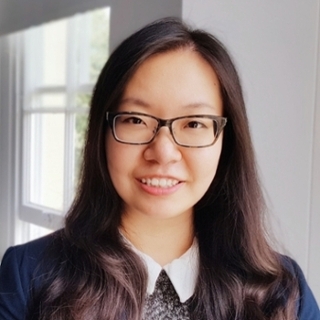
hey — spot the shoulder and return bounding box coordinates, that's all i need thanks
[280,255,320,320]
[1,229,63,275]
[0,229,64,319]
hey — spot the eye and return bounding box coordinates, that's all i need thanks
[121,116,146,125]
[185,120,207,129]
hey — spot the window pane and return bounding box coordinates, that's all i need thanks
[29,113,65,212]
[32,92,66,109]
[76,92,91,109]
[42,20,67,86]
[20,6,109,234]
[28,223,53,241]
[89,7,110,82]
[74,113,88,185]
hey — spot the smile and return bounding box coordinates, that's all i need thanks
[140,178,180,188]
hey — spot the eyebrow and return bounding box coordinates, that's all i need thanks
[120,98,150,108]
[120,97,218,112]
[183,102,217,111]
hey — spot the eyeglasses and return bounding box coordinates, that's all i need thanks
[106,112,227,148]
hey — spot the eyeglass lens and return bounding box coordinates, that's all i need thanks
[112,113,221,147]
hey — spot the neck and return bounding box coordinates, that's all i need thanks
[120,211,194,266]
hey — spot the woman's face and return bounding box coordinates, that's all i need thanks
[106,49,223,222]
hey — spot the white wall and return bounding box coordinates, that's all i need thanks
[183,0,320,302]
[0,0,109,36]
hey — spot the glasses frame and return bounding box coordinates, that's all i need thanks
[106,111,227,148]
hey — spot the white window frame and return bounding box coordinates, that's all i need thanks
[19,12,107,230]
[0,32,33,248]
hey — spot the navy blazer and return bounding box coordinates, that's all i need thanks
[0,231,319,319]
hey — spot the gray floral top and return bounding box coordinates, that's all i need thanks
[143,269,191,320]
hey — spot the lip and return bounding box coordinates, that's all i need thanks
[137,176,184,196]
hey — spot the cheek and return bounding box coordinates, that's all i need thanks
[105,133,140,182]
[105,133,123,180]
[192,143,222,189]
[105,137,130,202]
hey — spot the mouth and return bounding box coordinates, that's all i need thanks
[140,177,180,188]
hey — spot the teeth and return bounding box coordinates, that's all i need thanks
[141,178,179,188]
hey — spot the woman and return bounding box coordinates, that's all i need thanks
[0,18,319,320]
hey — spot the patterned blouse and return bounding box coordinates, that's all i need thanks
[143,269,192,320]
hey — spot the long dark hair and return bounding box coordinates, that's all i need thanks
[28,18,298,319]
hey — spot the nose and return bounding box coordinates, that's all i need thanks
[143,127,182,164]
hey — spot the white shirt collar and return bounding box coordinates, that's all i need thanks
[124,237,199,303]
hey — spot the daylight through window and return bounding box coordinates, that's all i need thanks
[20,7,110,238]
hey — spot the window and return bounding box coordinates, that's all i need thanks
[19,7,110,239]
[0,1,182,256]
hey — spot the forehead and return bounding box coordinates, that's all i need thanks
[119,49,223,116]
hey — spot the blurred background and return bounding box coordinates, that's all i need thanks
[0,0,319,302]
